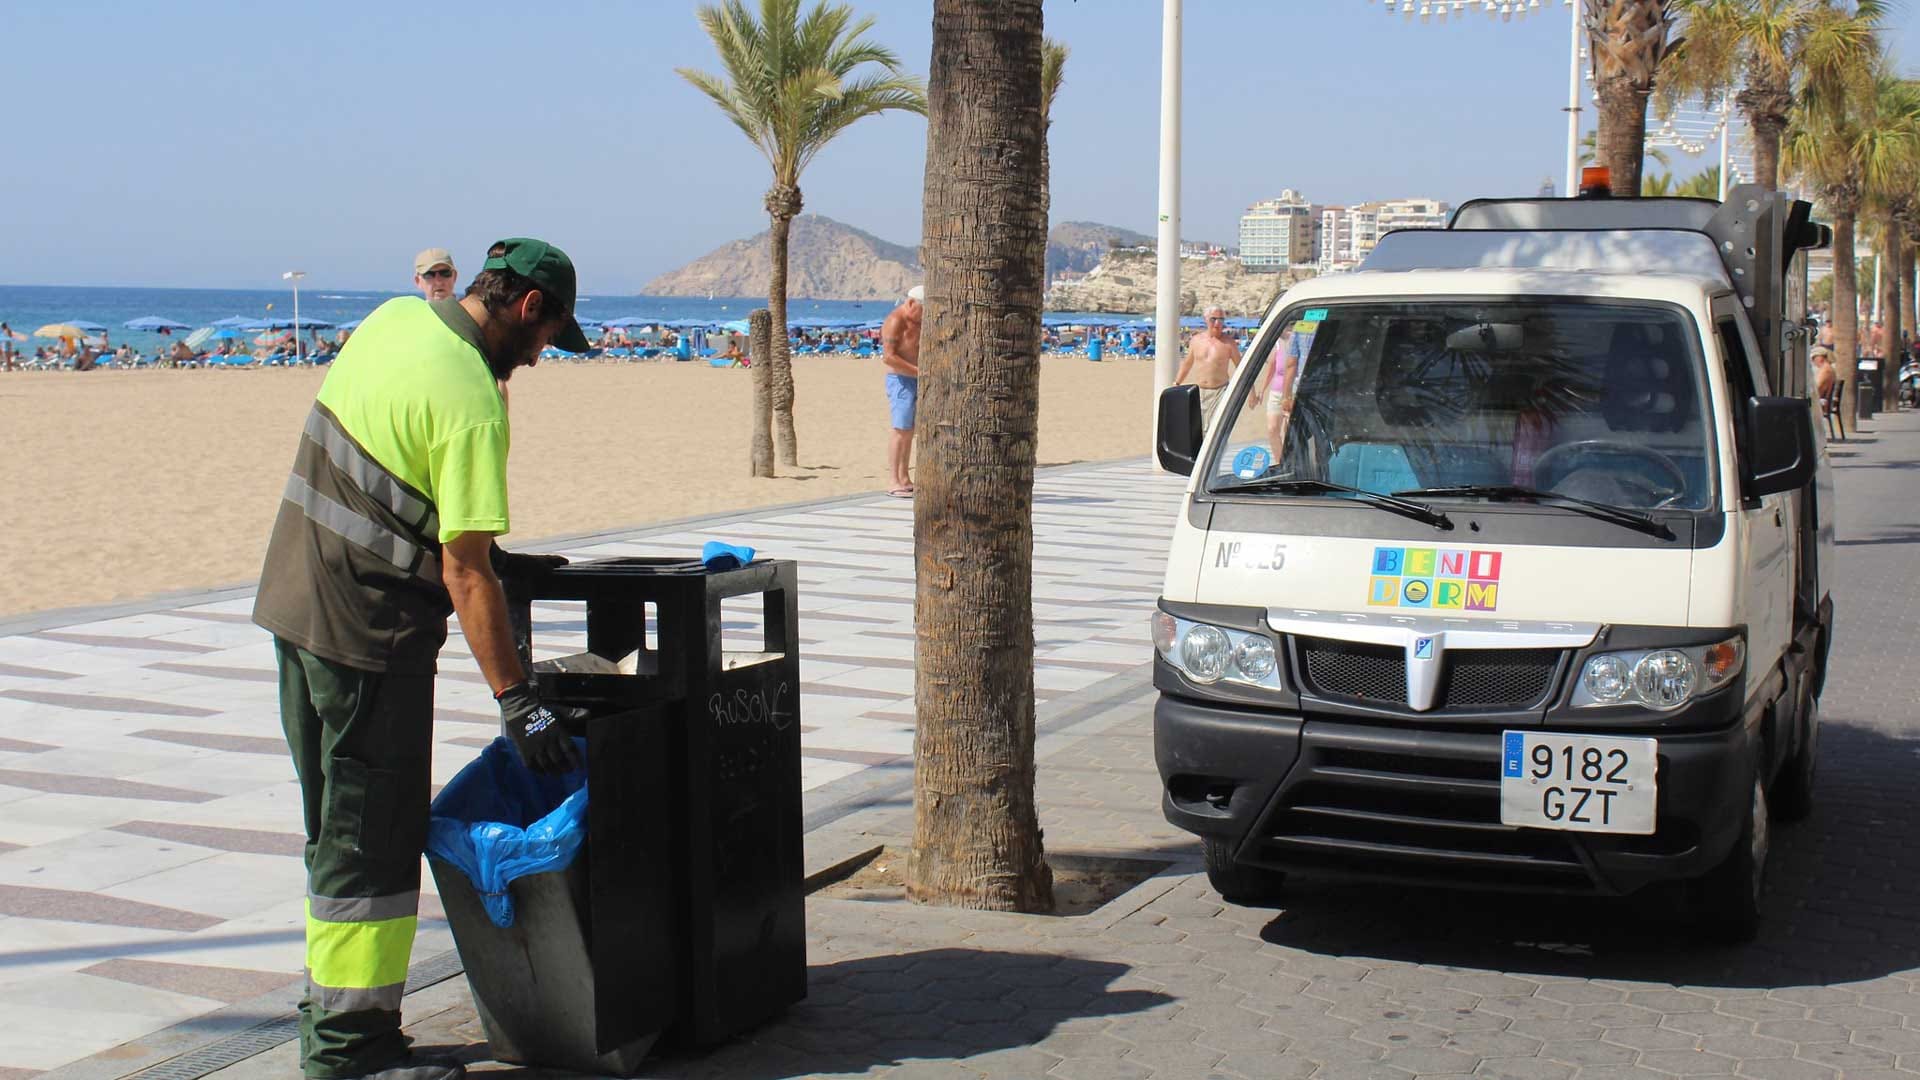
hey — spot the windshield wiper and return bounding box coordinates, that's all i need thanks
[1219,477,1453,530]
[1391,484,1676,541]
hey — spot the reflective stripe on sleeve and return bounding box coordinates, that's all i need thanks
[284,473,422,573]
[303,408,440,538]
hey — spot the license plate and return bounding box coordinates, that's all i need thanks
[1500,731,1658,835]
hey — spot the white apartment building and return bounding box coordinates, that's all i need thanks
[1239,190,1318,271]
[1315,197,1453,267]
[1318,206,1353,269]
[1376,198,1451,234]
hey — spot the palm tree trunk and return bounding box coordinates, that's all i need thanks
[1595,86,1650,196]
[910,0,1053,913]
[1880,212,1902,408]
[1901,236,1916,374]
[1902,235,1917,357]
[1738,78,1792,192]
[749,307,774,475]
[1833,212,1860,436]
[765,185,803,466]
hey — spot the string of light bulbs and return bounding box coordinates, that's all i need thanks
[1370,0,1552,22]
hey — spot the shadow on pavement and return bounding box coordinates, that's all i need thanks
[446,947,1172,1079]
[1255,721,1920,990]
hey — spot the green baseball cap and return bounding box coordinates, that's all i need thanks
[482,237,590,353]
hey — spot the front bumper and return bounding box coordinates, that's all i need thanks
[1156,692,1756,896]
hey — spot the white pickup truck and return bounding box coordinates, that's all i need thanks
[1151,185,1834,940]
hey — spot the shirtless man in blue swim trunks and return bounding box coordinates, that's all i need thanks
[880,285,923,497]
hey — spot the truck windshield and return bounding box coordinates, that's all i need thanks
[1206,301,1717,512]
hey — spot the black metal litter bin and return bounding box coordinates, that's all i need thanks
[428,703,678,1076]
[441,556,805,1073]
[1858,373,1881,418]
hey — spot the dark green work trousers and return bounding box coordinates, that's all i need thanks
[276,639,436,1079]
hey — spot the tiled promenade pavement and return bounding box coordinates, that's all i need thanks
[0,459,1186,1078]
[216,415,1920,1080]
[26,410,1920,1080]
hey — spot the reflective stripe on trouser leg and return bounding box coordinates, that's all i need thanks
[305,891,418,1014]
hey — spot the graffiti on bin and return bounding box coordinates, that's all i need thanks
[707,682,794,732]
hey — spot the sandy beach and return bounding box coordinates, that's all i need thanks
[0,355,1157,617]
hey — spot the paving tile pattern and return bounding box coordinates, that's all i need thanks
[0,460,1184,1076]
[286,420,1920,1080]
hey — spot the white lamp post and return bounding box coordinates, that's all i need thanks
[283,270,307,365]
[1152,0,1183,464]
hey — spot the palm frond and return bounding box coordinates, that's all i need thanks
[680,0,926,189]
[1041,37,1070,123]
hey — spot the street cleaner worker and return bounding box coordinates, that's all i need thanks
[252,238,594,1080]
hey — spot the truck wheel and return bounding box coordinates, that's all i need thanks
[1693,774,1769,944]
[1204,838,1287,904]
[1770,690,1819,824]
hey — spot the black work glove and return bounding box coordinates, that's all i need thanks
[496,682,586,774]
[490,544,569,581]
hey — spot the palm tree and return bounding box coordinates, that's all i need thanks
[1039,37,1068,226]
[1585,0,1682,196]
[1783,68,1916,432]
[680,0,926,467]
[910,0,1053,913]
[1579,129,1675,169]
[1664,0,1885,190]
[1676,164,1722,198]
[1864,82,1920,376]
[1641,171,1678,195]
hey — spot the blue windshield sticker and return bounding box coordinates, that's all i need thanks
[1302,308,1328,322]
[1231,445,1271,479]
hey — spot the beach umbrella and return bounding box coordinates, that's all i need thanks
[336,318,364,331]
[184,327,216,350]
[255,315,335,330]
[124,316,192,333]
[63,319,109,333]
[211,316,265,329]
[34,323,85,339]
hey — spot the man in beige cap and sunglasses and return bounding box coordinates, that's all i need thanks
[414,249,458,301]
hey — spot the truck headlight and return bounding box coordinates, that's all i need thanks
[1180,625,1231,683]
[1151,611,1284,691]
[1233,637,1277,680]
[1570,637,1743,712]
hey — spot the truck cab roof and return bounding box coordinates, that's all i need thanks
[1275,263,1731,309]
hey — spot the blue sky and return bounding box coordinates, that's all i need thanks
[3,0,1915,293]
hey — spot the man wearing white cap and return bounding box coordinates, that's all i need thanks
[879,285,923,497]
[414,249,458,302]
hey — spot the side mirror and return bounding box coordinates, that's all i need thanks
[1746,396,1816,497]
[1157,385,1204,475]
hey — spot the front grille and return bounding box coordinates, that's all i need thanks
[1301,638,1406,704]
[1442,649,1560,708]
[1248,726,1596,891]
[1296,638,1563,712]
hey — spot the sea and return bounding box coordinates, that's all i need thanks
[0,285,899,354]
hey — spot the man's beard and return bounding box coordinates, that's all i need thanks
[488,321,543,382]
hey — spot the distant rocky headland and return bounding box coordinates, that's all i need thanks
[643,214,1293,316]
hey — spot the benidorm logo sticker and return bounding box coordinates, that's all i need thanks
[1368,547,1502,611]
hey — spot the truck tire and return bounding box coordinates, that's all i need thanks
[1203,838,1287,904]
[1693,774,1769,944]
[1770,691,1819,823]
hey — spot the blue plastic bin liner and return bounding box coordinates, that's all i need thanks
[701,541,755,570]
[427,737,589,928]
